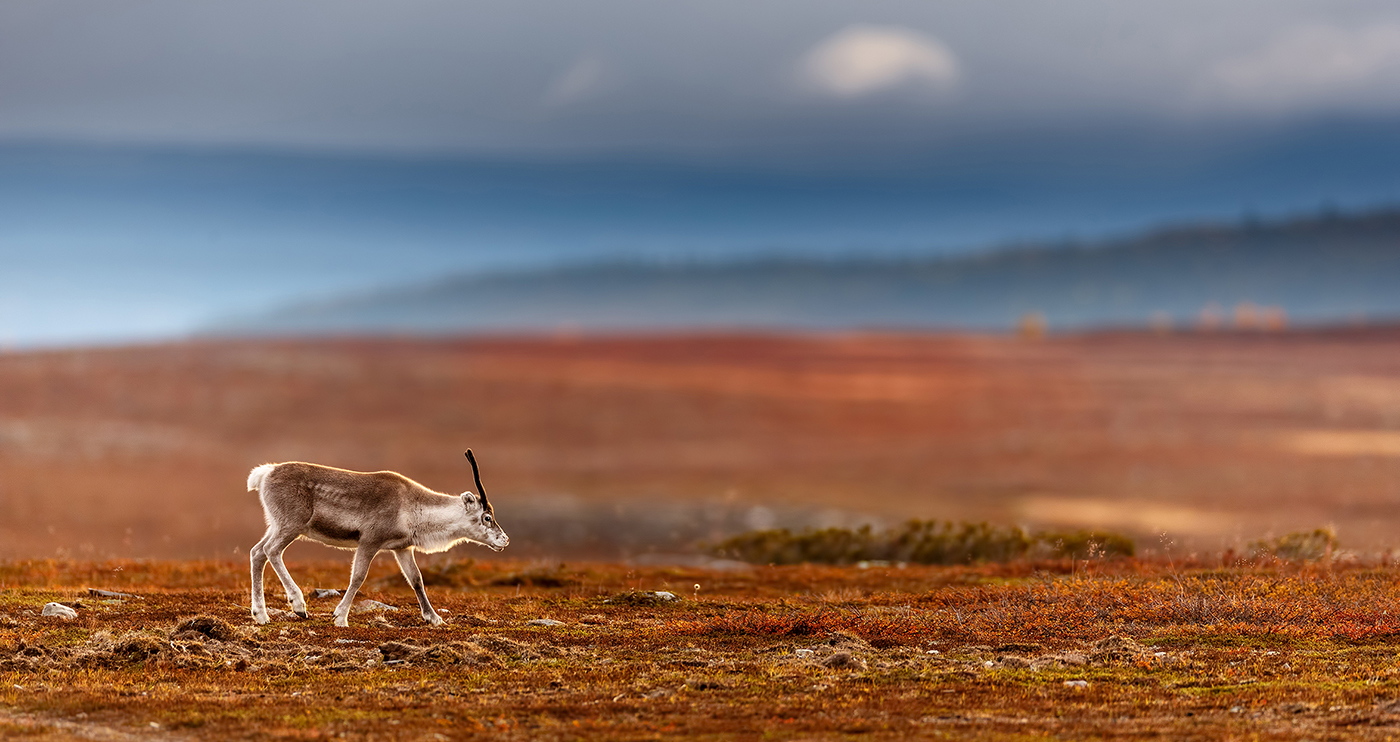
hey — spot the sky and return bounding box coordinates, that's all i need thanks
[4,1,1400,344]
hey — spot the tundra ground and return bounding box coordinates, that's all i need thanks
[7,558,1400,740]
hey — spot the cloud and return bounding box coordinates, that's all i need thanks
[798,25,959,99]
[1205,24,1400,111]
[542,55,607,107]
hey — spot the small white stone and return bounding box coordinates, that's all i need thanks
[651,591,678,601]
[41,603,77,619]
[795,648,816,658]
[983,660,995,668]
[926,649,941,655]
[1063,680,1089,689]
[528,618,564,627]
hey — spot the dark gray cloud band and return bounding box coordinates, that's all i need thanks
[4,1,1400,160]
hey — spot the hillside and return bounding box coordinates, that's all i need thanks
[216,209,1400,335]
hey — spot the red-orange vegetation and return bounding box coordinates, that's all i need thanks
[4,329,1400,561]
[5,559,1400,739]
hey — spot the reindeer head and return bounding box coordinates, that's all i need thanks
[462,449,509,552]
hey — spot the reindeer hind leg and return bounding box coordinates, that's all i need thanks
[263,530,308,618]
[249,532,273,624]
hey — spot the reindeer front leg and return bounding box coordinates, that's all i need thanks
[333,543,379,627]
[393,549,445,625]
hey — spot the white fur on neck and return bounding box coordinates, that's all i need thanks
[409,495,485,553]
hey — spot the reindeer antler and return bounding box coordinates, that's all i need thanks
[465,449,492,513]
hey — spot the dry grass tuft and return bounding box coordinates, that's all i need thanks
[489,565,579,588]
[171,614,238,642]
[818,650,867,670]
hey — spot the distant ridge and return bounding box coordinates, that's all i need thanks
[215,208,1400,335]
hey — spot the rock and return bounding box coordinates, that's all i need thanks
[603,591,681,606]
[311,589,342,599]
[1063,680,1089,689]
[87,589,136,599]
[41,603,77,619]
[527,618,564,627]
[353,600,399,613]
[795,648,816,659]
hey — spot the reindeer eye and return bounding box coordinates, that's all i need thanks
[483,513,493,524]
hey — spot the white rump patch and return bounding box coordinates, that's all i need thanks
[246,463,276,492]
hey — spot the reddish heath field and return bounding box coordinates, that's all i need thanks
[8,558,1400,740]
[4,329,1400,560]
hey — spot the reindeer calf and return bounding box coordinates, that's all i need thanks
[245,450,508,627]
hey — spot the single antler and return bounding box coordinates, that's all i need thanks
[465,449,492,513]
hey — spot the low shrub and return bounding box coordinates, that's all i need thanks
[1249,528,1337,562]
[712,520,1134,565]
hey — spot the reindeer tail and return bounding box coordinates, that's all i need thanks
[246,463,277,493]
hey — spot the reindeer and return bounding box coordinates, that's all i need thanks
[245,450,508,627]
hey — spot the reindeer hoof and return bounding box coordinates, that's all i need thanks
[252,612,270,625]
[426,614,445,626]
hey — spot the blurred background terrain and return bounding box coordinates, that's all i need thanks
[4,330,1400,560]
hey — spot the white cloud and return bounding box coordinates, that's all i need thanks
[798,25,959,99]
[542,55,607,107]
[1205,24,1400,111]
